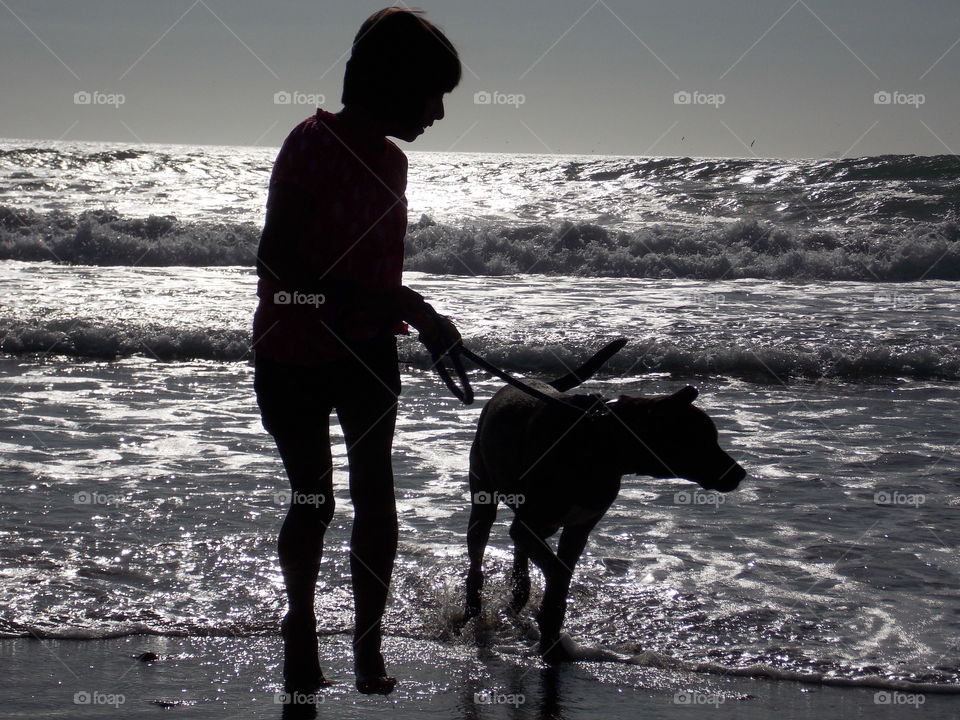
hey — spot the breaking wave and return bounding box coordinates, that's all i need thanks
[2,318,958,381]
[2,205,959,281]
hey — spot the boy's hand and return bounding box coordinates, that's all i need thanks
[380,286,462,356]
[417,313,462,358]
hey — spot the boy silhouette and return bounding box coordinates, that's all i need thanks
[252,7,462,696]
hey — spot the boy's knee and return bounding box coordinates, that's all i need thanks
[317,497,336,526]
[354,507,397,531]
[348,466,395,508]
[508,522,526,542]
[286,493,336,526]
[345,447,394,476]
[284,461,333,489]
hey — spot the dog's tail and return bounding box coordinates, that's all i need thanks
[548,338,627,392]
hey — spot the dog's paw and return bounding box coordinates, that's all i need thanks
[502,606,540,641]
[540,633,578,664]
[449,606,479,635]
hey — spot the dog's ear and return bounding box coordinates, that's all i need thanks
[662,386,699,407]
[606,395,657,417]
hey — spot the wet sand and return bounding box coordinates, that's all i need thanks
[1,633,951,719]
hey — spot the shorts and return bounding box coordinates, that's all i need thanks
[254,334,401,437]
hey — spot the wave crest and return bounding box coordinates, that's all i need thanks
[3,320,959,380]
[2,205,959,280]
[0,205,259,266]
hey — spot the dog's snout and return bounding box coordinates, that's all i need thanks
[698,457,745,492]
[725,463,746,488]
[717,461,746,490]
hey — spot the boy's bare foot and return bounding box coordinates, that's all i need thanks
[281,612,329,690]
[355,674,397,695]
[354,646,395,695]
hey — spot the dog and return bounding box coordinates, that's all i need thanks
[456,339,745,662]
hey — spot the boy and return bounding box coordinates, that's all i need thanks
[252,7,462,696]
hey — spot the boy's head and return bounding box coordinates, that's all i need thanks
[342,7,461,141]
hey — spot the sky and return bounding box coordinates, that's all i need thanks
[0,0,958,158]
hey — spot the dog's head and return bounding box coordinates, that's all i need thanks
[603,386,745,492]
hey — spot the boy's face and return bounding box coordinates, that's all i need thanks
[388,92,445,142]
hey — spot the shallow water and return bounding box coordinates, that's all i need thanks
[1,346,959,690]
[3,265,960,380]
[7,634,951,719]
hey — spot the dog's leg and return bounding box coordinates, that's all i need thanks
[458,461,497,630]
[464,500,496,621]
[508,546,530,614]
[508,517,575,662]
[540,522,597,659]
[511,519,598,664]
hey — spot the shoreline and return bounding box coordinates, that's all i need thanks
[1,634,953,719]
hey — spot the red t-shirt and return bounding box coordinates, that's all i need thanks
[252,109,409,365]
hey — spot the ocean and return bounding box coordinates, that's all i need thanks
[1,137,959,717]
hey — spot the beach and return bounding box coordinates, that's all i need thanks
[1,634,952,718]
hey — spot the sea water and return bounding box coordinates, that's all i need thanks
[1,138,960,698]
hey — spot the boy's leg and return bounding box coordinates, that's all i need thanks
[334,338,401,693]
[273,423,335,689]
[274,424,336,615]
[256,356,336,689]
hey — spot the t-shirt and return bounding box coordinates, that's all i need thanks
[252,108,409,365]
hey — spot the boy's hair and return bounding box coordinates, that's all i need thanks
[342,7,461,115]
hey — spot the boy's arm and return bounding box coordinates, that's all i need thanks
[258,183,461,354]
[372,285,462,356]
[256,182,327,292]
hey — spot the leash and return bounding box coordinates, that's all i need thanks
[430,344,611,417]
